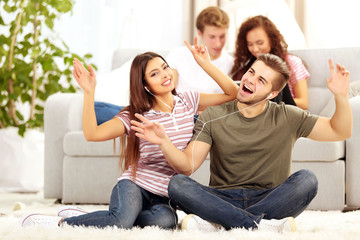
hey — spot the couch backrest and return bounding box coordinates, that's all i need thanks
[112,47,360,114]
[291,48,360,114]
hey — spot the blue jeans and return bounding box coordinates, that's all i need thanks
[62,179,177,229]
[168,169,318,230]
[94,101,123,125]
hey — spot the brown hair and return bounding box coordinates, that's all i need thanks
[196,6,230,33]
[256,54,289,91]
[231,15,288,80]
[119,52,176,177]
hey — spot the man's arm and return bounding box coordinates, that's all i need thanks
[307,59,352,141]
[161,139,211,175]
[131,114,210,175]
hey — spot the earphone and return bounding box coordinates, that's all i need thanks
[190,95,273,176]
[144,86,174,110]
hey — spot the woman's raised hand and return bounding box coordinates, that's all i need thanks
[185,36,211,67]
[73,58,97,93]
[131,113,167,145]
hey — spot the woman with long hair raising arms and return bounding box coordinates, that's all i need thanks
[19,38,238,229]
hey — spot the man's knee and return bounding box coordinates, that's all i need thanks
[296,169,318,195]
[136,205,177,229]
[168,174,189,198]
[153,205,177,229]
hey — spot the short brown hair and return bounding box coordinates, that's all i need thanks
[256,54,289,91]
[196,6,229,33]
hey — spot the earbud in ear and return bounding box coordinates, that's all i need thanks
[144,86,150,92]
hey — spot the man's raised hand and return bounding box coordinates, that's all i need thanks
[327,58,350,97]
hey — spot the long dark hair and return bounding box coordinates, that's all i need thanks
[231,15,288,80]
[119,52,176,177]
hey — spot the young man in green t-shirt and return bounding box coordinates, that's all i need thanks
[131,53,352,232]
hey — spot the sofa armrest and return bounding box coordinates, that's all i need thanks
[44,93,84,199]
[345,96,360,207]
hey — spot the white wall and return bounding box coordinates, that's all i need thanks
[219,0,306,51]
[303,0,360,48]
[54,0,185,74]
[3,0,360,75]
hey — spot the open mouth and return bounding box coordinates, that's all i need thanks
[242,84,254,95]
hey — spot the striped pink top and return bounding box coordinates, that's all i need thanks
[116,91,199,197]
[286,55,310,98]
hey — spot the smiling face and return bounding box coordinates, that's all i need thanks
[198,25,227,60]
[144,57,175,95]
[237,60,278,104]
[246,27,272,58]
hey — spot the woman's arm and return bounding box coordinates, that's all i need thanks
[131,114,210,175]
[185,38,239,110]
[293,78,309,110]
[73,58,126,141]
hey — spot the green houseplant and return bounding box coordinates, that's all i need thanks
[0,0,94,136]
[0,0,95,192]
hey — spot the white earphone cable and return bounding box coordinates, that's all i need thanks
[190,95,272,176]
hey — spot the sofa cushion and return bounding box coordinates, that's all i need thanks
[64,131,119,157]
[307,87,332,115]
[292,137,345,161]
[65,131,344,162]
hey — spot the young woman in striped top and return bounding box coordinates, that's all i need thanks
[20,38,238,229]
[231,15,309,110]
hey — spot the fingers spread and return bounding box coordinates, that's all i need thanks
[89,64,95,76]
[73,60,82,75]
[194,36,198,49]
[135,132,146,140]
[73,69,79,80]
[336,63,342,73]
[130,119,144,128]
[134,113,150,124]
[130,125,144,134]
[328,59,335,74]
[204,46,209,54]
[73,63,81,77]
[184,40,195,54]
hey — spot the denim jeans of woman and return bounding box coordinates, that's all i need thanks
[62,179,177,229]
[168,169,318,230]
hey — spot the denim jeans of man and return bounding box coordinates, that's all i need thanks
[62,179,177,229]
[168,169,318,230]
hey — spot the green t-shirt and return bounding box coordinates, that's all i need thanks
[191,100,318,190]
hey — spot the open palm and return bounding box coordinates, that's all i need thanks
[327,59,350,97]
[131,113,167,145]
[73,58,97,93]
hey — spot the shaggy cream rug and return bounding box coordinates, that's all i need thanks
[0,194,359,240]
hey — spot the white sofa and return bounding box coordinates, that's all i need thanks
[44,47,360,210]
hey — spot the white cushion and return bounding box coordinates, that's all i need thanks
[292,137,345,161]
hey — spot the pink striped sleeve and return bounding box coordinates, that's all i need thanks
[287,55,310,86]
[115,111,130,135]
[180,90,200,114]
